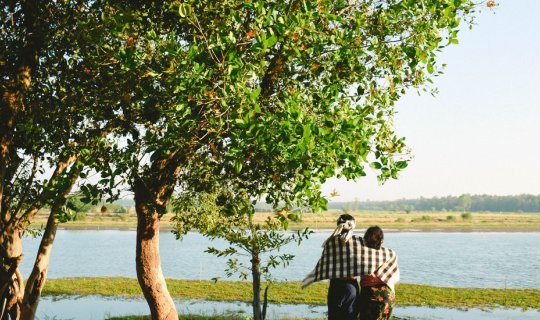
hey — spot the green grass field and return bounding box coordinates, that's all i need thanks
[31,210,540,231]
[43,277,540,310]
[107,316,248,320]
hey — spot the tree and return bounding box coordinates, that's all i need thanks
[92,1,477,318]
[173,190,311,320]
[457,193,472,212]
[1,2,80,318]
[1,2,125,318]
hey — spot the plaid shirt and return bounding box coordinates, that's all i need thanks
[302,235,400,292]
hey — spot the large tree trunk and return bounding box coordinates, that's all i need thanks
[20,208,59,319]
[134,183,177,320]
[0,227,24,320]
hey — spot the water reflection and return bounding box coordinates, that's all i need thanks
[35,295,540,320]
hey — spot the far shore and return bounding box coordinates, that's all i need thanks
[31,210,540,232]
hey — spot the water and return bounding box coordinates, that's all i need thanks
[20,230,540,289]
[35,295,540,320]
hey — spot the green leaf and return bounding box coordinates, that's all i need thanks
[178,3,192,17]
[266,36,278,48]
[396,161,408,169]
[250,87,262,101]
[370,162,382,169]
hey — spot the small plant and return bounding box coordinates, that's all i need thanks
[173,190,311,320]
[446,215,456,221]
[72,212,86,222]
[461,212,472,220]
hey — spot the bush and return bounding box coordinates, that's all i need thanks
[104,203,127,214]
[72,212,86,221]
[461,212,472,220]
[446,215,456,221]
[411,215,432,223]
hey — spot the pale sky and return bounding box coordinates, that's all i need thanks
[323,0,540,201]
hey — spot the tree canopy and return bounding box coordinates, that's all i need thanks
[102,0,477,210]
[1,1,480,319]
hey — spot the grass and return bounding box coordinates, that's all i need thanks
[30,210,540,231]
[42,277,540,310]
[107,316,408,320]
[107,316,248,320]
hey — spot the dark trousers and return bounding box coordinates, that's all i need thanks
[327,279,360,320]
[358,284,395,320]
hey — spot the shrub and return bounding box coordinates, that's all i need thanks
[411,215,432,223]
[461,212,472,220]
[72,212,86,222]
[446,215,456,221]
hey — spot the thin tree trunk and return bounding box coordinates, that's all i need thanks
[19,157,81,319]
[251,253,263,320]
[20,208,59,319]
[262,284,269,320]
[134,192,177,320]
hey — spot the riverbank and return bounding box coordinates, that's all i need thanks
[42,277,540,310]
[31,210,540,231]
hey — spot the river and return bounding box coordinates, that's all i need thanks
[20,230,540,289]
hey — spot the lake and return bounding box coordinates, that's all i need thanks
[20,230,540,289]
[35,295,540,320]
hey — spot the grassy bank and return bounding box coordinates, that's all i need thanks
[108,316,248,320]
[43,277,540,310]
[107,317,322,320]
[31,210,540,231]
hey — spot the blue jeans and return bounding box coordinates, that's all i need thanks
[328,279,360,320]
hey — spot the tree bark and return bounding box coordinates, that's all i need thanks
[251,253,263,320]
[0,229,23,320]
[20,158,80,319]
[20,208,59,319]
[134,185,177,320]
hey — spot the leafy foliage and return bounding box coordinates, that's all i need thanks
[95,0,477,215]
[173,190,311,282]
[173,189,311,320]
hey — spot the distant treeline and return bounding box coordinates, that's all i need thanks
[72,194,540,214]
[327,194,540,213]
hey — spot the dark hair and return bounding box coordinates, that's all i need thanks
[364,226,384,249]
[337,214,355,226]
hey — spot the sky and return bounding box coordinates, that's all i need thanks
[322,0,540,202]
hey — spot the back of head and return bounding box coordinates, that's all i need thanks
[322,214,356,247]
[364,226,384,249]
[337,213,355,226]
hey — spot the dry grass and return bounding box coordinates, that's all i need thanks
[30,210,540,231]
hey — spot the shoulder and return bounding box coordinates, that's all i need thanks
[381,247,397,257]
[352,235,364,244]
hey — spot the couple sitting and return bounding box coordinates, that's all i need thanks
[302,214,400,320]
